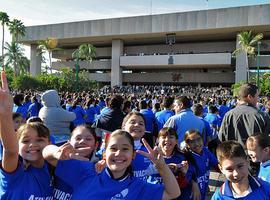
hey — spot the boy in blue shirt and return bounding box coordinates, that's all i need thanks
[212,141,270,200]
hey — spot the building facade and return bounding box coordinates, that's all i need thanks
[21,4,270,86]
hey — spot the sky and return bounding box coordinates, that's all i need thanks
[1,0,270,58]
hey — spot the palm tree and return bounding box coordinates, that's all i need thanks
[0,12,10,70]
[37,38,59,74]
[18,56,30,74]
[8,19,26,76]
[8,19,26,43]
[4,41,25,76]
[72,44,96,90]
[233,31,263,82]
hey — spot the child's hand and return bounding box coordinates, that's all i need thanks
[54,143,89,161]
[168,163,178,173]
[0,71,13,116]
[168,161,188,174]
[95,159,106,173]
[136,138,166,170]
[179,161,189,175]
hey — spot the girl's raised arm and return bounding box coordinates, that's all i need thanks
[43,142,89,166]
[137,138,181,200]
[0,71,19,172]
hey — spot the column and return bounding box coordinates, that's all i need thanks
[235,37,248,83]
[111,40,123,87]
[30,44,41,76]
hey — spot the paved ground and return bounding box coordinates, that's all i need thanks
[206,171,226,200]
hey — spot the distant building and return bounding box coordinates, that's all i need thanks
[21,4,270,87]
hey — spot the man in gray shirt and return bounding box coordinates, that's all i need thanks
[219,83,270,146]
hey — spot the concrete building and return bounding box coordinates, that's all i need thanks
[20,4,270,87]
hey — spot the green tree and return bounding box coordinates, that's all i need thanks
[0,11,10,70]
[8,19,26,43]
[4,41,26,76]
[37,38,59,74]
[233,31,263,82]
[72,44,96,90]
[8,19,26,76]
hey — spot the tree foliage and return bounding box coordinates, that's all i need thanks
[232,71,270,96]
[233,31,263,58]
[6,68,98,92]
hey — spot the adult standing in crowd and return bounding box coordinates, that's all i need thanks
[155,96,175,132]
[164,96,205,145]
[39,89,76,143]
[95,94,125,132]
[219,83,270,146]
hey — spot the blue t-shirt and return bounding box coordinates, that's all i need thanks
[211,176,270,200]
[53,155,99,200]
[155,109,174,132]
[28,102,41,117]
[140,109,156,133]
[258,160,270,183]
[15,106,28,120]
[132,145,151,181]
[53,177,72,200]
[68,105,86,126]
[164,109,205,144]
[199,117,213,145]
[85,105,97,124]
[55,159,164,200]
[0,161,53,200]
[218,105,230,120]
[147,152,193,200]
[191,147,218,200]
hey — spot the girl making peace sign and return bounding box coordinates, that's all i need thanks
[43,129,181,200]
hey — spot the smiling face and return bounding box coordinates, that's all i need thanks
[186,132,203,154]
[70,127,96,158]
[105,134,135,179]
[247,140,269,163]
[158,134,177,156]
[18,127,49,167]
[219,157,249,185]
[123,115,145,141]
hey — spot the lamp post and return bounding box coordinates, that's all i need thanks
[256,41,261,89]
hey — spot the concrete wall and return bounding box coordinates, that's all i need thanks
[52,47,112,59]
[52,60,111,70]
[120,53,231,68]
[22,4,270,42]
[124,41,235,55]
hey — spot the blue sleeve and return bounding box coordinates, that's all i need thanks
[186,164,196,182]
[142,181,164,200]
[205,148,218,168]
[0,161,24,190]
[205,121,213,137]
[55,159,96,189]
[211,190,223,200]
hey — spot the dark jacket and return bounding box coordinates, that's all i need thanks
[95,108,125,132]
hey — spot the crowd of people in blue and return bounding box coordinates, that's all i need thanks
[0,70,270,200]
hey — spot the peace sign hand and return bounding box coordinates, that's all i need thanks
[136,138,166,170]
[0,71,13,116]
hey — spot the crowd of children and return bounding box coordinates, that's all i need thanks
[0,70,270,200]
